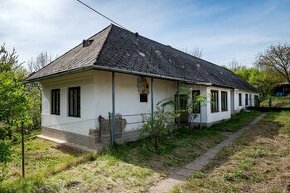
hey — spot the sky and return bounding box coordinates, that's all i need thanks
[1,0,290,68]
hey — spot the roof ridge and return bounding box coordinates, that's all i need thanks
[94,24,114,65]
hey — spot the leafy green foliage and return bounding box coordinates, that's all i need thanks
[141,105,177,150]
[0,141,10,182]
[0,44,42,184]
[230,66,283,96]
[140,87,207,150]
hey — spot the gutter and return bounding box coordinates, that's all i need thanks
[25,65,193,84]
[24,65,236,89]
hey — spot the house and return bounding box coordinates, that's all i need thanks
[26,24,259,150]
[273,82,290,96]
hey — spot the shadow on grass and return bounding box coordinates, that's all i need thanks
[100,111,261,177]
[53,144,86,157]
[105,127,223,175]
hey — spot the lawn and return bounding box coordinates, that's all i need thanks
[1,138,88,184]
[173,111,290,193]
[0,111,261,193]
[260,96,290,107]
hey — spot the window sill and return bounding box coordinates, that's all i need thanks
[221,110,228,112]
[211,111,220,113]
[51,113,60,116]
[68,115,81,118]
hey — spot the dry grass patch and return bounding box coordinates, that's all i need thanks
[260,96,290,107]
[173,112,290,193]
[0,111,260,193]
[4,138,87,182]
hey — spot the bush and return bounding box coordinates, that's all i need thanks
[141,105,177,150]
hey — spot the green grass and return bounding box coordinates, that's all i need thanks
[260,96,290,107]
[2,138,88,184]
[210,110,260,132]
[0,111,261,193]
[174,111,290,193]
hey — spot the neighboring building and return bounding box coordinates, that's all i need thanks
[26,24,259,150]
[273,83,290,96]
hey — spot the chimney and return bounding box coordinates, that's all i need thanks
[82,39,94,47]
[135,32,139,38]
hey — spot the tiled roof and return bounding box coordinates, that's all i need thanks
[26,24,256,92]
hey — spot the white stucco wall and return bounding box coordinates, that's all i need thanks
[40,69,259,135]
[206,86,232,124]
[232,89,259,113]
[40,70,177,135]
[40,71,98,136]
[114,72,176,131]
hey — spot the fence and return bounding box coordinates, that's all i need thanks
[38,112,152,149]
[102,112,151,144]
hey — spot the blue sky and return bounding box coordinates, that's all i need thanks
[1,0,290,67]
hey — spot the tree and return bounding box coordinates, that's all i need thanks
[229,65,283,96]
[183,48,203,58]
[27,51,55,128]
[228,59,242,71]
[256,43,290,83]
[0,44,29,181]
[27,51,53,72]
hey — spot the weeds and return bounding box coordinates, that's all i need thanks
[175,112,290,193]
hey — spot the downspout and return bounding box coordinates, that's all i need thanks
[111,72,116,144]
[37,83,42,129]
[177,80,180,126]
[151,77,154,122]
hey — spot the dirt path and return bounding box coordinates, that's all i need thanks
[149,113,266,193]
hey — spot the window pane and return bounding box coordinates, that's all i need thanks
[239,93,242,106]
[221,91,228,111]
[211,90,219,112]
[69,87,80,117]
[51,89,60,115]
[140,94,148,102]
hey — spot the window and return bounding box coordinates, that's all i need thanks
[68,87,80,117]
[239,93,242,106]
[221,91,228,111]
[192,90,200,113]
[245,94,248,106]
[140,93,148,102]
[254,95,259,107]
[211,90,219,113]
[51,89,60,115]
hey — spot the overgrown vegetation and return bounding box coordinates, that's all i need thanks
[173,111,290,193]
[227,42,290,96]
[260,96,290,107]
[141,87,207,150]
[0,45,52,182]
[230,66,283,96]
[0,111,260,192]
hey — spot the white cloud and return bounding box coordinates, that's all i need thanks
[0,0,289,68]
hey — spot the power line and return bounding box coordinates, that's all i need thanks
[76,0,128,30]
